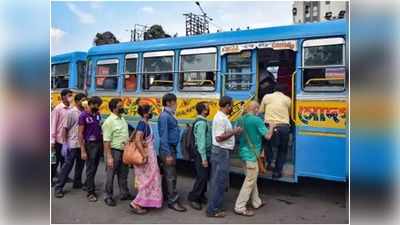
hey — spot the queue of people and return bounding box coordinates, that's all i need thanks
[51,83,291,218]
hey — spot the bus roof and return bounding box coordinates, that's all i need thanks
[51,51,87,64]
[88,19,347,56]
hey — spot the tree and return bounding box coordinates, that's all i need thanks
[144,25,172,40]
[93,31,120,46]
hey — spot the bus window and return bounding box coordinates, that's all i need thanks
[225,51,252,91]
[95,59,119,90]
[51,63,69,89]
[142,51,174,91]
[124,54,138,91]
[86,60,92,89]
[77,60,86,89]
[179,47,217,91]
[302,37,345,91]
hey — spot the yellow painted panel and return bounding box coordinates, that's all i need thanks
[296,100,347,129]
[51,92,253,121]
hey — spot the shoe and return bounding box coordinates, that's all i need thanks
[200,196,208,204]
[129,203,148,215]
[104,198,116,207]
[168,202,187,212]
[206,211,225,218]
[272,172,282,179]
[54,191,64,198]
[190,201,202,210]
[120,194,134,201]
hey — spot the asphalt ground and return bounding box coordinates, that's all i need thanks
[51,160,348,224]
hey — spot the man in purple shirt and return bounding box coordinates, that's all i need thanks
[54,93,87,198]
[79,96,103,202]
[51,89,73,186]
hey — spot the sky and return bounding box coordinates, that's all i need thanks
[51,1,293,55]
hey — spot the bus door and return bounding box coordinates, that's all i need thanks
[221,49,257,171]
[256,45,297,181]
[295,37,347,181]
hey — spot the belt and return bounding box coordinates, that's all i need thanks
[265,123,289,127]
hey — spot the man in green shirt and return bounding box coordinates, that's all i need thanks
[188,102,212,210]
[234,101,273,216]
[102,98,132,207]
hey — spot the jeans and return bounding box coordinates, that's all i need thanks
[264,124,290,174]
[160,145,179,205]
[188,151,209,203]
[55,148,85,192]
[51,142,65,180]
[207,145,230,215]
[104,148,130,199]
[85,141,101,194]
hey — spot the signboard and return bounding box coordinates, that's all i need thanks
[296,100,347,129]
[221,40,297,55]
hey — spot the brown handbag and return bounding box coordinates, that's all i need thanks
[122,131,146,166]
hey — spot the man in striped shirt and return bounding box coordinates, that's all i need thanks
[54,93,87,198]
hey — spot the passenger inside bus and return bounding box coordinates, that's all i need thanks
[96,60,118,90]
[257,48,296,179]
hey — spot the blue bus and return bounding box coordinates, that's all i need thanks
[51,51,87,108]
[52,20,348,182]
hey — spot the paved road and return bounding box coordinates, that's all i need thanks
[51,160,348,224]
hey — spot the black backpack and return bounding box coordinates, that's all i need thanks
[182,118,207,161]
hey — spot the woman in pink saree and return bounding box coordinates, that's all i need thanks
[129,104,163,214]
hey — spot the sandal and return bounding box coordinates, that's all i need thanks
[234,209,255,217]
[252,202,265,209]
[87,193,97,202]
[129,203,148,215]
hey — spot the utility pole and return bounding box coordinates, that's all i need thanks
[125,24,148,42]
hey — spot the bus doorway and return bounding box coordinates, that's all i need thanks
[257,48,296,181]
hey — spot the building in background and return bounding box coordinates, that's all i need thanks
[292,1,348,24]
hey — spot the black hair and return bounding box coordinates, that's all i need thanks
[88,96,103,106]
[74,93,87,102]
[196,102,207,114]
[138,104,152,117]
[108,98,122,112]
[162,93,177,107]
[219,96,233,108]
[274,83,286,93]
[60,89,72,98]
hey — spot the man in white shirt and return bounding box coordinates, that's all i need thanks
[206,96,242,218]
